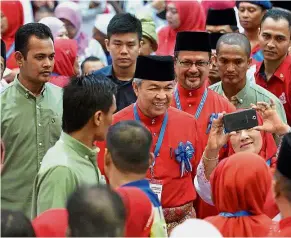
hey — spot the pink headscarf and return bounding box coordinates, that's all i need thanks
[39,17,66,39]
[54,1,88,56]
[156,0,206,56]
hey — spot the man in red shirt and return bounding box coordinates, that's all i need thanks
[272,133,291,237]
[255,9,291,125]
[112,55,202,233]
[172,31,235,149]
[172,31,235,219]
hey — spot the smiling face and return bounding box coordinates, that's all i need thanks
[175,51,210,90]
[230,128,263,154]
[133,80,174,118]
[259,17,291,62]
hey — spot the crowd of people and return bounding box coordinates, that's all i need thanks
[1,0,291,237]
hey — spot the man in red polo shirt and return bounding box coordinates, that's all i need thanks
[255,9,291,125]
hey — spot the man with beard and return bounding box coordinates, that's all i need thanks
[171,31,235,219]
[93,13,142,112]
[255,9,291,125]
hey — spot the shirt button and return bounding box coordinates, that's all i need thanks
[39,142,42,146]
[85,155,89,159]
[38,123,42,127]
[40,162,42,165]
[36,105,40,109]
[153,133,157,136]
[189,104,192,107]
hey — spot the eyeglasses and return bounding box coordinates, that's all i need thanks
[177,59,210,68]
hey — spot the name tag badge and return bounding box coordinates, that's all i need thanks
[149,179,163,202]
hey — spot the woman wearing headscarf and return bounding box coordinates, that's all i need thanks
[156,1,206,56]
[39,17,69,40]
[205,152,274,237]
[0,0,24,70]
[50,39,79,88]
[54,1,88,58]
[195,101,291,219]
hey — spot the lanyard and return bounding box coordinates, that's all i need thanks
[174,87,208,119]
[6,43,15,59]
[133,103,168,166]
[219,211,251,218]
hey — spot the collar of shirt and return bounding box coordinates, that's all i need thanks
[258,55,291,82]
[177,81,206,99]
[218,79,249,106]
[122,179,150,189]
[14,75,46,98]
[60,132,99,164]
[135,103,166,126]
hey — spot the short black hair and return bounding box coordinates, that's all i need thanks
[216,32,251,58]
[1,209,36,237]
[15,23,53,59]
[81,56,102,72]
[67,184,126,237]
[261,8,291,30]
[107,120,152,174]
[107,13,142,41]
[62,74,117,133]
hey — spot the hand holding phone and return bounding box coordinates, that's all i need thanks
[223,109,258,133]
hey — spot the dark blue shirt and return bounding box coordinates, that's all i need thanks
[93,65,137,112]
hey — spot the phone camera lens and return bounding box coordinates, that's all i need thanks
[252,116,256,120]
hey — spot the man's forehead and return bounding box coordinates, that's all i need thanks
[178,51,209,58]
[110,33,139,42]
[261,17,290,32]
[27,36,54,52]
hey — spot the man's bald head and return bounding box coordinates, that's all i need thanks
[216,33,251,58]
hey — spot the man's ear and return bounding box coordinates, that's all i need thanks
[104,148,112,178]
[132,81,139,97]
[93,110,102,127]
[105,38,110,52]
[14,51,24,67]
[247,57,252,69]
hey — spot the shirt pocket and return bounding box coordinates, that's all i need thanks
[49,115,62,147]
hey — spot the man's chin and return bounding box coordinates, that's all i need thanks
[117,62,133,69]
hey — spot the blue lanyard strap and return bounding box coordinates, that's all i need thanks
[6,43,15,59]
[266,158,271,167]
[174,87,208,119]
[219,211,251,218]
[133,103,168,164]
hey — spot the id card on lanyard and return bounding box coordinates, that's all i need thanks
[133,103,167,201]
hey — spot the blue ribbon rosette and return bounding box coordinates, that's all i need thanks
[174,141,195,177]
